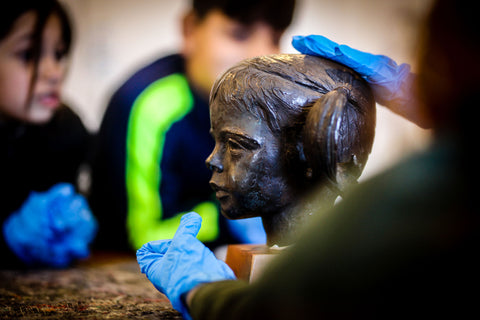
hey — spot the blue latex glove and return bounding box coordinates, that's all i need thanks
[292,34,412,105]
[137,212,236,319]
[292,35,428,127]
[2,183,98,268]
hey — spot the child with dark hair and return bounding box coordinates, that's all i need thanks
[0,0,97,268]
[89,0,297,253]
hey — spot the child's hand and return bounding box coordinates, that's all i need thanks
[137,212,236,320]
[2,183,98,268]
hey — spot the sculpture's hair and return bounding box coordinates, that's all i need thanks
[210,54,376,192]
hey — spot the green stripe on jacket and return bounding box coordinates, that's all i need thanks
[126,73,219,249]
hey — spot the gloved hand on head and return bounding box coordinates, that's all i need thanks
[2,183,98,268]
[292,34,429,128]
[137,212,236,320]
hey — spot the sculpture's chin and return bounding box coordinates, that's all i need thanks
[220,207,259,220]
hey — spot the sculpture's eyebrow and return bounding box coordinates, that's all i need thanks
[221,129,261,150]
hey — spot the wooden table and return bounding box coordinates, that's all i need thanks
[0,252,182,319]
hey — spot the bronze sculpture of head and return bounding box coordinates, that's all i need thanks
[206,54,376,246]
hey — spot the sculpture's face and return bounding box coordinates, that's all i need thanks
[206,100,294,220]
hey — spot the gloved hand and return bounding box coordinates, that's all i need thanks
[2,183,98,268]
[292,35,429,128]
[137,212,236,319]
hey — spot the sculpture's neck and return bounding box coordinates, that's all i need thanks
[262,185,339,246]
[262,207,301,247]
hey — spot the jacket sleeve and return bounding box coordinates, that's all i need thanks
[125,73,219,249]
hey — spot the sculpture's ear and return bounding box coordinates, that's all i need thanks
[302,87,350,192]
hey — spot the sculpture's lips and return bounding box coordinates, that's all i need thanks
[210,181,229,200]
[215,190,229,200]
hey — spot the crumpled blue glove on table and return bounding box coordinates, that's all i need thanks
[137,212,236,320]
[292,35,428,127]
[2,183,98,268]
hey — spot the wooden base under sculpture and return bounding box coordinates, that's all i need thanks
[225,244,285,282]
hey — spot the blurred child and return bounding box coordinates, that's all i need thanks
[89,0,296,253]
[0,0,97,268]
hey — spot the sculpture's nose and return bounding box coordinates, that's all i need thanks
[205,150,223,173]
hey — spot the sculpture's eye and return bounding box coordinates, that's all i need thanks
[227,138,244,158]
[227,138,243,150]
[224,132,260,159]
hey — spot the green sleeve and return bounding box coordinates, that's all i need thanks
[126,73,219,249]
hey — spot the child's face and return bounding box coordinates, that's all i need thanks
[183,9,281,98]
[206,99,295,220]
[0,11,68,123]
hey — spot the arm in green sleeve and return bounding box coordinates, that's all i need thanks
[126,74,219,249]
